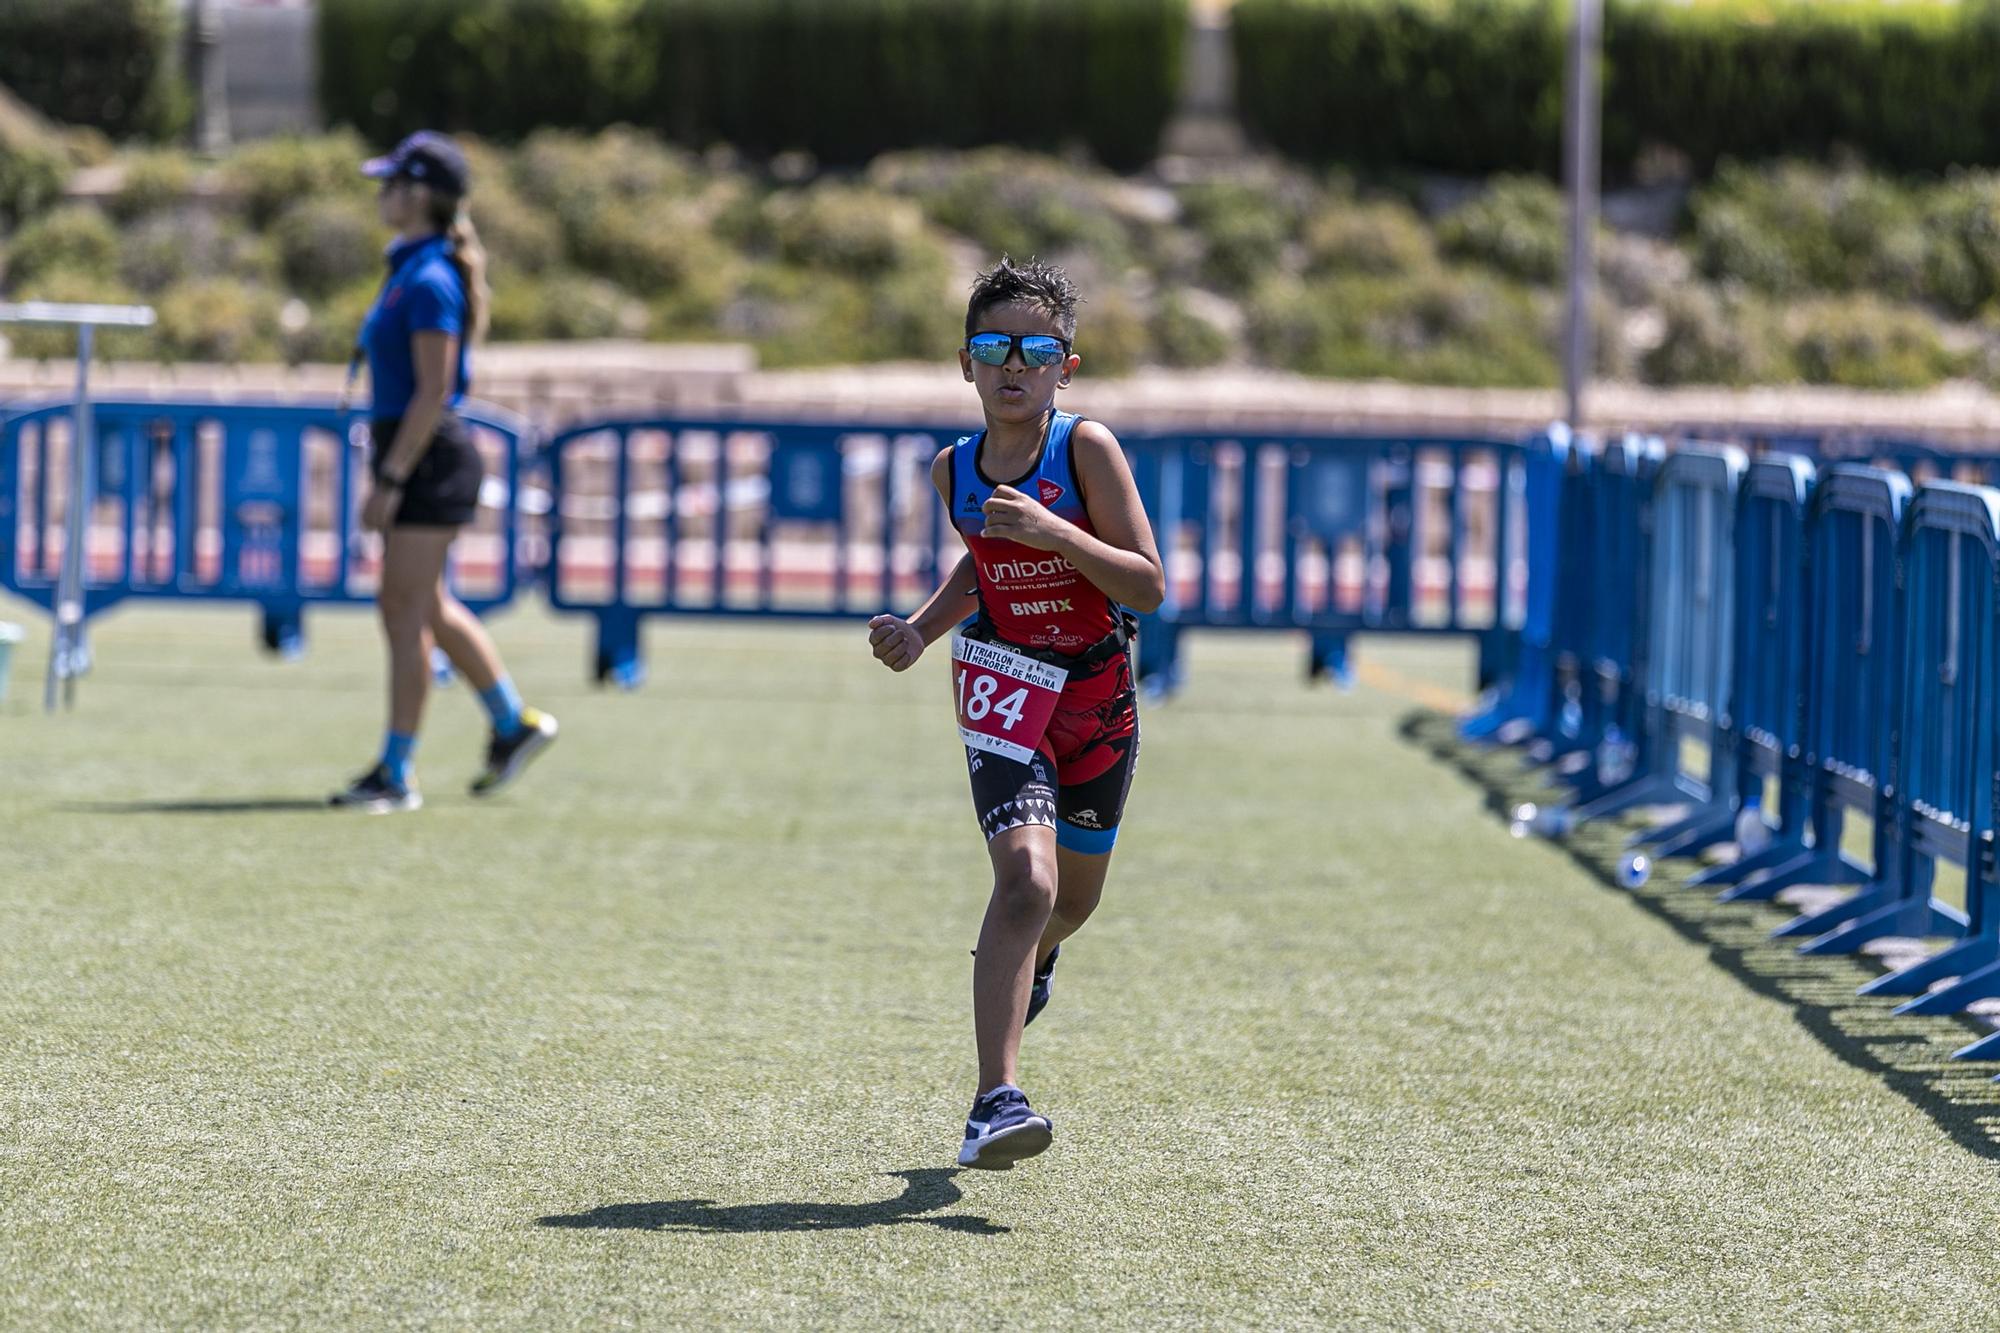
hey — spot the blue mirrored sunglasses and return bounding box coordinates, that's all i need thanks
[967,331,1071,368]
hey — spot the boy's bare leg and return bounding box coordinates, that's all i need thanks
[1039,845,1112,966]
[973,824,1059,1094]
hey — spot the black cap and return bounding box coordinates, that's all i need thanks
[361,131,470,195]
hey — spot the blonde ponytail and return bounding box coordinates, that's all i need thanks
[446,208,491,344]
[427,189,491,344]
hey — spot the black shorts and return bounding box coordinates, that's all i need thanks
[966,649,1141,856]
[370,414,484,528]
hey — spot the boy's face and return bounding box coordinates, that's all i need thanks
[959,300,1080,426]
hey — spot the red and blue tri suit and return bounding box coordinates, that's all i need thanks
[948,410,1140,854]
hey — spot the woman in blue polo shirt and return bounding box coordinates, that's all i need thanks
[329,131,557,813]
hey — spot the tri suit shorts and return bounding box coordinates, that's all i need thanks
[963,626,1140,855]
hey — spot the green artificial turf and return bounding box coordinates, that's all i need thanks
[1,600,1996,1329]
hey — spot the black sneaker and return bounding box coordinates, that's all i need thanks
[470,707,559,797]
[328,764,422,814]
[958,1085,1053,1169]
[1024,944,1061,1027]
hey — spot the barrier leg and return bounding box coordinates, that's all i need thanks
[259,604,305,662]
[1712,847,1867,901]
[1307,631,1353,689]
[1891,955,2000,1016]
[1797,897,1941,955]
[1460,656,1546,741]
[1632,808,1734,857]
[1859,936,1998,997]
[1474,626,1512,695]
[1135,618,1185,700]
[1690,837,1806,889]
[1947,1029,2000,1063]
[1769,881,1909,941]
[593,609,646,690]
[1567,772,1683,824]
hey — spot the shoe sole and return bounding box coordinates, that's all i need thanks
[328,793,423,814]
[958,1120,1053,1169]
[470,720,558,797]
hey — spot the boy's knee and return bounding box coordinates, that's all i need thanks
[992,860,1057,922]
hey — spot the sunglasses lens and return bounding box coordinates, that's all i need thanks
[968,334,1011,365]
[1021,337,1067,367]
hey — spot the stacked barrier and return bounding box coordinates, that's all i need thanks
[1741,467,1909,913]
[1556,446,1746,847]
[1687,454,1816,884]
[1561,434,1662,800]
[1496,430,2000,1072]
[1460,429,1567,741]
[1824,487,2000,1000]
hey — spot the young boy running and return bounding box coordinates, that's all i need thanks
[867,258,1165,1169]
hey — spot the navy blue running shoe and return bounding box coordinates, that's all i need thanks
[1024,944,1061,1027]
[958,1085,1053,1169]
[328,764,421,814]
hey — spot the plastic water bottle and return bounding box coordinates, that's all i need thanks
[1734,795,1771,857]
[1617,852,1652,888]
[1509,802,1576,840]
[1595,725,1635,786]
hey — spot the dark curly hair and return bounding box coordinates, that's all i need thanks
[964,255,1081,342]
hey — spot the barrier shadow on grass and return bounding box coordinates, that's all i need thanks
[1400,709,2000,1166]
[536,1168,1007,1236]
[59,798,329,816]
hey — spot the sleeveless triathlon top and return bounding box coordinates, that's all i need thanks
[949,411,1121,656]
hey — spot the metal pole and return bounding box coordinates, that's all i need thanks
[0,302,153,715]
[1561,0,1603,432]
[47,323,95,713]
[190,0,232,155]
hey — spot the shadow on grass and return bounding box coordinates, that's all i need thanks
[59,798,330,815]
[536,1168,1007,1236]
[1401,709,2000,1166]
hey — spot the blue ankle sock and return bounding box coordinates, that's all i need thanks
[381,732,417,787]
[479,678,525,739]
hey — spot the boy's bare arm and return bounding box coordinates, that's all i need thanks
[867,452,977,671]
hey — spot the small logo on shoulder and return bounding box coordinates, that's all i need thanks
[1038,479,1065,506]
[964,491,982,511]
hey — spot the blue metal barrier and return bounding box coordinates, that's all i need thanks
[0,398,532,655]
[1561,434,1663,798]
[1133,430,1525,693]
[1461,429,1564,741]
[1814,485,2000,1032]
[1566,445,1746,837]
[1530,436,1599,764]
[1712,464,1903,904]
[541,416,1530,692]
[1688,454,1817,888]
[541,416,966,686]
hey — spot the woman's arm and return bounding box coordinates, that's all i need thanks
[976,420,1165,613]
[375,330,458,482]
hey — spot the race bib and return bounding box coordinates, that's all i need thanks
[952,635,1068,765]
